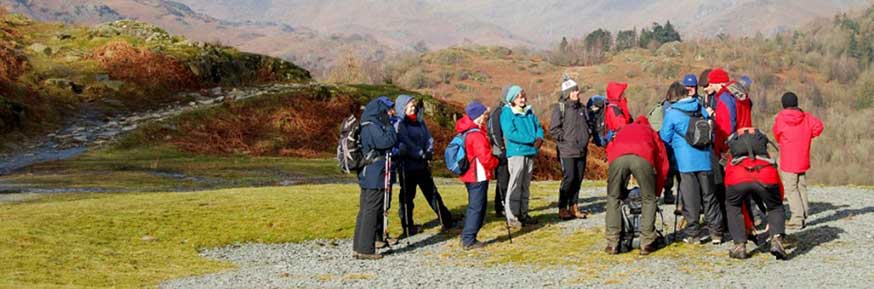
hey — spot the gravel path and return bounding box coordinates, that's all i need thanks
[161,186,874,288]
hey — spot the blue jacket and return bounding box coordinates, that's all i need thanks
[500,105,544,157]
[394,95,433,172]
[358,98,398,189]
[659,97,712,173]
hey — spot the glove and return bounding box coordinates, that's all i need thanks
[424,151,433,160]
[391,147,400,157]
[534,138,544,150]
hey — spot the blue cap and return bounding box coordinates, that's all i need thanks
[683,74,698,87]
[739,75,752,89]
[466,101,487,120]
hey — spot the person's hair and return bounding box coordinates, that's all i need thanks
[666,82,686,102]
[698,69,712,88]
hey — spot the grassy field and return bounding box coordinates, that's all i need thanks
[0,176,770,289]
[0,146,346,192]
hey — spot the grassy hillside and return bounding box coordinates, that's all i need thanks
[356,6,874,186]
[0,9,310,143]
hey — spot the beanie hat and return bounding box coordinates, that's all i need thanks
[466,100,487,120]
[504,85,523,103]
[708,68,730,84]
[683,74,698,87]
[561,75,579,94]
[782,92,798,108]
[739,75,752,89]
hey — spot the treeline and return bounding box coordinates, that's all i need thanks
[548,21,681,66]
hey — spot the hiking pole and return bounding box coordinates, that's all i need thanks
[673,186,684,244]
[496,166,513,243]
[383,154,393,250]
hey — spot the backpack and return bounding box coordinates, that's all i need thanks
[445,128,479,175]
[604,103,625,144]
[647,101,665,131]
[336,114,374,174]
[726,128,777,163]
[681,110,712,149]
[487,104,505,155]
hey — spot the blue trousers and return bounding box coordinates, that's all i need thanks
[462,181,489,246]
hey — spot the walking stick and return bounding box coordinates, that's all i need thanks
[383,154,393,250]
[496,164,513,243]
[673,185,684,243]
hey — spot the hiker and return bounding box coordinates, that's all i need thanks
[604,116,669,255]
[488,85,512,217]
[393,95,454,235]
[457,101,499,250]
[550,76,591,220]
[698,69,716,108]
[500,85,544,227]
[586,95,608,147]
[773,92,824,230]
[604,82,632,142]
[660,82,724,244]
[352,96,398,260]
[724,128,788,260]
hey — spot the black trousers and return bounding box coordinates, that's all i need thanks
[353,188,385,254]
[559,156,587,209]
[398,168,453,228]
[664,164,680,198]
[680,171,724,238]
[493,156,510,214]
[726,182,786,244]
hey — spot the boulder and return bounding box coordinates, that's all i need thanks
[28,43,52,56]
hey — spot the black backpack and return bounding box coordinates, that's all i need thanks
[682,110,712,149]
[727,128,777,161]
[336,114,374,174]
[487,103,505,156]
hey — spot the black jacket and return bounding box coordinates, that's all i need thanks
[358,99,397,189]
[549,99,591,158]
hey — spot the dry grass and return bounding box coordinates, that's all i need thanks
[90,41,198,92]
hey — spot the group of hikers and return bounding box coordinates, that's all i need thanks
[341,67,823,261]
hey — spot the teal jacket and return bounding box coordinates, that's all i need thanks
[500,105,544,157]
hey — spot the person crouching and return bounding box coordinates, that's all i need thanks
[604,116,669,255]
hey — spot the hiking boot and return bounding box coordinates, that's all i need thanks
[558,208,573,220]
[352,252,383,260]
[663,194,675,205]
[728,243,748,259]
[375,238,398,249]
[404,225,422,237]
[640,242,661,256]
[786,219,806,231]
[462,240,486,251]
[710,234,724,245]
[507,218,523,229]
[683,236,702,245]
[604,245,620,255]
[770,235,788,260]
[521,215,539,226]
[571,206,589,219]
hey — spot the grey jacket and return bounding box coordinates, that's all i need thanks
[549,99,591,158]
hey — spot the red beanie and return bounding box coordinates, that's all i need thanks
[708,68,730,84]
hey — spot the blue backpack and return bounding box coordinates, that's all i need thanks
[444,128,479,175]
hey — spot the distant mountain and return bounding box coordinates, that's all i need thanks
[174,0,871,47]
[0,0,390,75]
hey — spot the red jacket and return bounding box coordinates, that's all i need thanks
[605,82,631,134]
[606,116,669,194]
[725,158,783,194]
[773,108,824,173]
[713,83,752,155]
[456,115,498,183]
